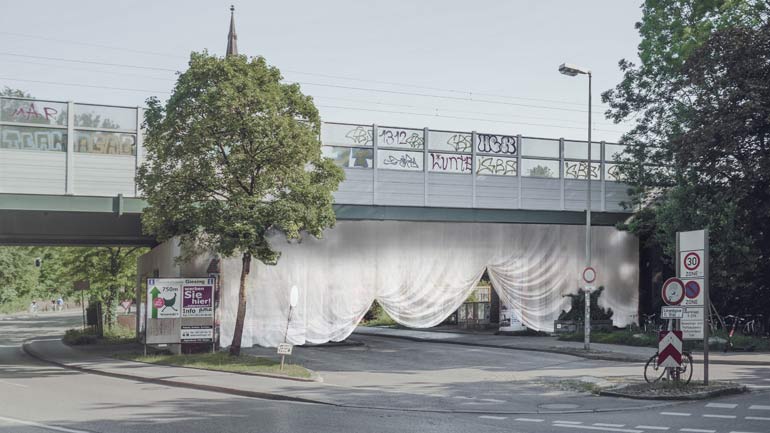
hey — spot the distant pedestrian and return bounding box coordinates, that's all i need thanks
[56,297,64,311]
[30,301,38,314]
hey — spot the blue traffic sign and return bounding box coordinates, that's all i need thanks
[685,280,701,299]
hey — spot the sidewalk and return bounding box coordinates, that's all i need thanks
[23,337,675,415]
[354,326,770,366]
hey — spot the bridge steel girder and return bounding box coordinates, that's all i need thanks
[0,193,629,247]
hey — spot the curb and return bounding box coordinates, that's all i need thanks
[599,385,749,401]
[354,331,648,363]
[22,338,683,416]
[22,339,330,406]
[356,331,770,366]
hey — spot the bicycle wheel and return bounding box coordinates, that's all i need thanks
[644,354,666,383]
[680,353,693,384]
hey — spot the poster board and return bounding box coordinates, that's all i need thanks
[145,278,215,345]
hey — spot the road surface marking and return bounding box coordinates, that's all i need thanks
[661,412,691,417]
[514,418,544,422]
[703,414,736,419]
[480,398,506,403]
[551,424,642,433]
[728,431,761,433]
[749,405,770,410]
[706,403,737,409]
[478,415,506,420]
[680,429,714,433]
[0,415,90,433]
[0,379,28,388]
[636,426,669,430]
[745,416,770,421]
[554,420,583,425]
[595,424,626,428]
[453,395,473,400]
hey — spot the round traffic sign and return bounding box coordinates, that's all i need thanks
[582,267,596,284]
[684,280,701,299]
[683,252,700,271]
[662,277,685,305]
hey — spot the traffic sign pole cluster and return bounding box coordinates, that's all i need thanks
[676,230,710,385]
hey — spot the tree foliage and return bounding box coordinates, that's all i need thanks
[137,52,344,354]
[604,0,770,314]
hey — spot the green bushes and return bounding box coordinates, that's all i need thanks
[63,326,136,346]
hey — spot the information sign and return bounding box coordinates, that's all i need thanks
[661,306,683,320]
[182,284,214,317]
[277,343,293,355]
[181,325,214,342]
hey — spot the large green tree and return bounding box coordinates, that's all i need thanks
[604,1,770,314]
[137,52,344,355]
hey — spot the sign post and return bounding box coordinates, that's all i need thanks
[581,267,596,351]
[279,285,300,371]
[677,230,709,385]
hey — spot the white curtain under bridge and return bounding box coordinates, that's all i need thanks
[146,220,638,348]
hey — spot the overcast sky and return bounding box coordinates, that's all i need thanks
[0,1,642,142]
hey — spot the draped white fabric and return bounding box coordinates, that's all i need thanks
[140,220,638,348]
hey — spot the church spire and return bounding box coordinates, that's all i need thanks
[226,5,238,56]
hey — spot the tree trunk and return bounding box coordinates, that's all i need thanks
[229,252,251,356]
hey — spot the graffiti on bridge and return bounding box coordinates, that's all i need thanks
[430,152,472,173]
[476,133,517,156]
[476,156,517,176]
[0,127,66,151]
[564,161,599,179]
[378,127,424,149]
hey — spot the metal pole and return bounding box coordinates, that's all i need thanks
[584,72,592,351]
[704,229,710,385]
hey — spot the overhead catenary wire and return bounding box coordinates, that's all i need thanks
[0,50,613,114]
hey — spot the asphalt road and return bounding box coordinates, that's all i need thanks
[2,312,770,433]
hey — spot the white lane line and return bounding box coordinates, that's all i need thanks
[595,424,626,428]
[514,417,544,422]
[0,379,28,388]
[728,431,761,433]
[661,412,691,417]
[453,395,473,400]
[636,426,669,430]
[0,415,90,433]
[554,420,583,425]
[706,403,737,409]
[480,398,506,403]
[749,405,770,410]
[478,415,506,420]
[680,429,715,433]
[551,424,642,433]
[703,414,736,419]
[745,416,770,420]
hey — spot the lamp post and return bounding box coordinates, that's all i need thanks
[559,63,592,350]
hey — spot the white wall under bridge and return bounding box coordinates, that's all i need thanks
[138,220,638,348]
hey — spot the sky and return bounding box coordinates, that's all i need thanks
[0,0,643,142]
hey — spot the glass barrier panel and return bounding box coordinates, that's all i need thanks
[0,125,66,151]
[321,123,372,147]
[379,149,423,171]
[1,98,68,126]
[520,137,559,158]
[429,152,472,173]
[321,145,373,168]
[378,127,424,150]
[563,161,600,179]
[74,104,136,130]
[74,130,136,155]
[428,130,471,153]
[476,133,518,156]
[563,140,587,159]
[521,158,558,178]
[605,144,627,162]
[475,155,517,176]
[592,142,601,161]
[605,163,626,182]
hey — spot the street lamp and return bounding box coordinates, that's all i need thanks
[559,63,592,351]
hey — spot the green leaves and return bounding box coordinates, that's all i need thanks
[606,2,770,314]
[137,51,344,264]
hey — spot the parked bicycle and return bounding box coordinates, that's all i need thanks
[644,349,693,384]
[642,313,660,334]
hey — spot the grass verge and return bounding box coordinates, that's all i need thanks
[114,352,312,379]
[63,326,137,346]
[558,330,770,351]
